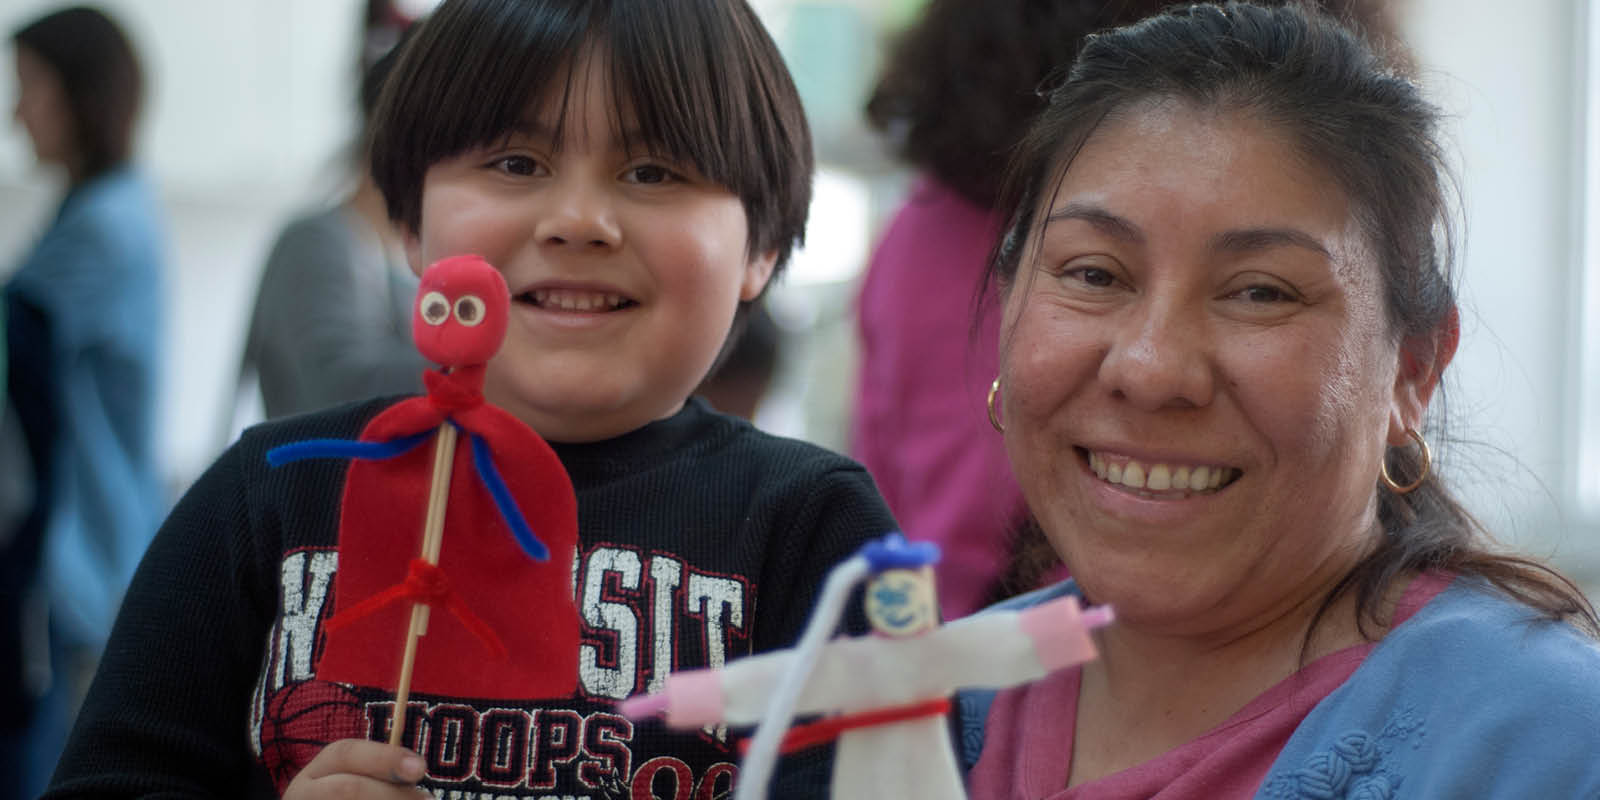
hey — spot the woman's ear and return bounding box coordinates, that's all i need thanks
[1388,305,1459,445]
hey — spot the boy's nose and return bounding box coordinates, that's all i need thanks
[535,184,622,250]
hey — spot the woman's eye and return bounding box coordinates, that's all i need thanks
[490,156,541,177]
[1235,285,1296,303]
[1067,266,1117,288]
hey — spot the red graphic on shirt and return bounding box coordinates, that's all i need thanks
[260,680,365,793]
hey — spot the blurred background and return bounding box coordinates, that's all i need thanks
[0,0,1596,601]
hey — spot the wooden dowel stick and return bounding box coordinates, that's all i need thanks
[388,423,458,748]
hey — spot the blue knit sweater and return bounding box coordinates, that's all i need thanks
[958,576,1600,799]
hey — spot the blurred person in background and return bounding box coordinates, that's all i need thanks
[1,6,167,797]
[239,0,425,421]
[852,0,1403,619]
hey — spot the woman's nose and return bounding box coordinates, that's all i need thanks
[533,178,622,250]
[1097,299,1215,411]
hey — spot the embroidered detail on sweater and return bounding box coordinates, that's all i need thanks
[956,689,998,770]
[1260,705,1426,800]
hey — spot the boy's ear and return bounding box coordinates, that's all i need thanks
[402,229,427,278]
[740,249,779,301]
[1387,305,1459,445]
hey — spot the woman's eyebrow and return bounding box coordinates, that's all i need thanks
[1047,202,1331,259]
[1045,202,1143,243]
[1212,227,1331,258]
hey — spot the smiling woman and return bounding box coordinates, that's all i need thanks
[959,4,1600,799]
[1003,102,1391,634]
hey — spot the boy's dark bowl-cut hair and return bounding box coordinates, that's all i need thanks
[370,0,814,278]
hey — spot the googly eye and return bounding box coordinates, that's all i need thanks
[454,294,487,327]
[419,291,450,326]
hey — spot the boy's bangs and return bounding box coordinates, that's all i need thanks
[598,0,808,261]
[388,0,749,191]
[602,4,744,193]
[407,2,588,161]
[375,0,809,265]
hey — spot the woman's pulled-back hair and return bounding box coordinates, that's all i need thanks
[988,1,1596,635]
[12,6,144,182]
[369,0,813,277]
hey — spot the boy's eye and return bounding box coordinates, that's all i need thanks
[624,164,676,184]
[490,155,541,177]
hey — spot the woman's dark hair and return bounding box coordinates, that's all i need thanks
[369,0,813,282]
[987,2,1597,635]
[12,6,145,182]
[866,0,1402,210]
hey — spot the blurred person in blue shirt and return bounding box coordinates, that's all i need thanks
[2,7,167,797]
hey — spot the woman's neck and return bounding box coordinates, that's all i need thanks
[1068,566,1406,788]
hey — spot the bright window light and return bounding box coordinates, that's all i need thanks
[785,167,872,287]
[1579,0,1600,517]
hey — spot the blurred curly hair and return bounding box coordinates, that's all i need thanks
[866,0,1405,209]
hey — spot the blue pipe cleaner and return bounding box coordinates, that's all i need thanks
[470,433,549,562]
[267,425,549,563]
[266,430,434,466]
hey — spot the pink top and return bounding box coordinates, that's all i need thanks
[968,573,1453,799]
[851,176,1025,618]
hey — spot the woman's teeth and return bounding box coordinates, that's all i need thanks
[527,289,630,311]
[1087,451,1237,494]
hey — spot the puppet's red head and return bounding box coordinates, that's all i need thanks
[413,255,510,367]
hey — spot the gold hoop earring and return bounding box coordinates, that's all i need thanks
[1379,427,1431,494]
[987,378,1004,433]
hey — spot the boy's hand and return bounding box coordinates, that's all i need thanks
[283,739,433,799]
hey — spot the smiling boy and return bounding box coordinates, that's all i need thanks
[43,2,896,798]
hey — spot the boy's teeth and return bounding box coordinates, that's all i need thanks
[1088,451,1236,494]
[531,289,627,311]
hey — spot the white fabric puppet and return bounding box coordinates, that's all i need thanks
[619,533,1112,800]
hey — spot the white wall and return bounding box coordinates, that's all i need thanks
[1403,0,1600,591]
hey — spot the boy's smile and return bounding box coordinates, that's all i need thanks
[406,45,776,443]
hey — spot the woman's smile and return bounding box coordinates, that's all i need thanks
[1082,447,1240,497]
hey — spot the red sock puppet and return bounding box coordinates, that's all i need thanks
[268,255,580,703]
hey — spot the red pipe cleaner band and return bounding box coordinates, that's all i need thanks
[424,367,485,414]
[738,697,953,755]
[324,558,507,660]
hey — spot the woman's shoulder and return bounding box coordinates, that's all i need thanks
[268,205,359,253]
[1382,576,1600,681]
[56,167,160,230]
[1260,577,1600,799]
